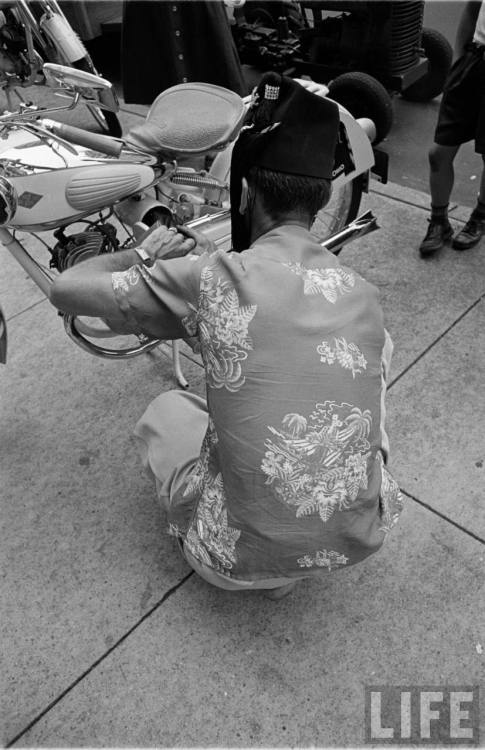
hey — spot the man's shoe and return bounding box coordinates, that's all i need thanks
[419,219,453,257]
[452,213,485,250]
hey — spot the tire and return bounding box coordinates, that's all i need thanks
[328,72,394,144]
[401,27,452,103]
[310,178,363,253]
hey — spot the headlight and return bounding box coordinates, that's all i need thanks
[0,175,17,225]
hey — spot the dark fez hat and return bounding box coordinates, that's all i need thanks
[230,71,340,251]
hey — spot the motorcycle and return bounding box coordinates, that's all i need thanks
[0,0,121,136]
[0,63,385,385]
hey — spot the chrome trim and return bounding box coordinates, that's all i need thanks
[186,209,230,230]
[64,314,162,359]
[320,211,378,252]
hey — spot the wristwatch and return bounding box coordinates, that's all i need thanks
[134,246,154,267]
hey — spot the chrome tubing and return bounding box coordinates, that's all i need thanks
[320,210,379,253]
[63,314,163,359]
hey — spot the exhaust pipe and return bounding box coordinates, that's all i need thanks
[320,210,379,253]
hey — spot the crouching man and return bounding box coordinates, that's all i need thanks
[50,73,403,598]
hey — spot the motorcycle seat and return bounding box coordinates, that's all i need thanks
[124,82,246,155]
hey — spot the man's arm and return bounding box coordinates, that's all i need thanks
[454,1,482,60]
[49,225,199,318]
[50,245,140,318]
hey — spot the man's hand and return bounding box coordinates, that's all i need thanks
[137,223,218,261]
[175,224,218,256]
[138,224,197,261]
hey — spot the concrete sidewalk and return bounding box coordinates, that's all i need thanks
[1,103,484,746]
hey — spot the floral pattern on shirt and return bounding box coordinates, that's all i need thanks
[261,401,372,524]
[377,452,404,533]
[185,473,241,570]
[183,416,218,499]
[167,522,181,538]
[183,417,241,570]
[112,266,142,292]
[283,262,355,302]
[317,337,367,378]
[297,549,349,570]
[182,262,257,392]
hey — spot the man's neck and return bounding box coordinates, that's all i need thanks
[250,215,311,245]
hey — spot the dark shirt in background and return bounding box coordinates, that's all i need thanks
[121,0,247,104]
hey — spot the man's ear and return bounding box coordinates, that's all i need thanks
[239,177,249,215]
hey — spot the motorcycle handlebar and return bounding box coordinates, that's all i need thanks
[40,119,123,157]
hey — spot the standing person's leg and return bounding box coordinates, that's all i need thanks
[452,141,485,249]
[429,143,460,207]
[452,51,485,250]
[419,143,459,257]
[420,48,479,257]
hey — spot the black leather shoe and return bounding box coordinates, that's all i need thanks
[419,220,453,257]
[452,214,485,250]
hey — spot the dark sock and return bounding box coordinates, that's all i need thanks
[430,204,449,223]
[473,198,485,218]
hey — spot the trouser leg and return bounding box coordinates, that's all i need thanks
[134,389,208,509]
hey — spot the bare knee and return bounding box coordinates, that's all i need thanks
[428,144,458,172]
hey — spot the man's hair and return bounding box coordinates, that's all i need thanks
[247,166,332,221]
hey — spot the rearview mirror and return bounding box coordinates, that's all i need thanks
[42,63,119,113]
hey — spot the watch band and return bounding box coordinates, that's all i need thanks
[134,246,154,267]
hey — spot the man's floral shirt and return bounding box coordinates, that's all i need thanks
[112,225,403,581]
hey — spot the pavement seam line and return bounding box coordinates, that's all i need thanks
[5,571,194,748]
[369,187,470,224]
[6,297,47,323]
[369,190,431,212]
[402,489,485,545]
[388,294,484,390]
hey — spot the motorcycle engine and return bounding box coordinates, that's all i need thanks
[50,223,119,272]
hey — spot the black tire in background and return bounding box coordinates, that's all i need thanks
[401,27,452,103]
[328,71,394,144]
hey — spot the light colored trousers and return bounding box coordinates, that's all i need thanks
[134,390,299,591]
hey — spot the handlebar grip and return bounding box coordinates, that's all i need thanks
[40,119,123,157]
